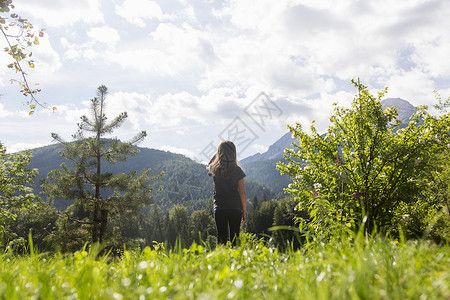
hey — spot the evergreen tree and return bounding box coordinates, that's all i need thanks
[42,85,162,245]
[244,196,259,234]
[256,200,278,236]
[163,211,177,247]
[272,197,307,250]
[189,209,215,244]
[145,204,164,243]
[206,197,214,217]
[170,204,190,247]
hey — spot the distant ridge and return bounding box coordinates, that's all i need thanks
[28,143,273,212]
[241,131,295,165]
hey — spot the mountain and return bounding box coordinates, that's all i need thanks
[240,132,295,196]
[241,98,418,196]
[381,98,417,123]
[28,144,274,213]
[241,131,296,164]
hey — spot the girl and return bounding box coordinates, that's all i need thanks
[207,140,247,246]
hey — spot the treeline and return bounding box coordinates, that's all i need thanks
[3,195,302,253]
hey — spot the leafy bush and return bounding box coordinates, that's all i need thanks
[0,143,39,245]
[278,80,450,240]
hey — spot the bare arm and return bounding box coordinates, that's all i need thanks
[206,154,217,175]
[238,178,247,223]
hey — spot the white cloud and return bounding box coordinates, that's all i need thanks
[104,91,152,130]
[386,70,436,107]
[61,37,91,62]
[0,103,12,118]
[0,51,11,86]
[87,26,121,48]
[98,88,254,142]
[160,145,195,158]
[252,143,268,154]
[283,90,354,133]
[7,143,48,154]
[60,26,120,62]
[48,103,91,125]
[115,0,166,27]
[29,35,63,80]
[103,22,215,77]
[213,0,288,31]
[15,0,104,27]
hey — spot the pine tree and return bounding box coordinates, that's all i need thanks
[42,85,162,244]
[244,196,259,234]
[189,209,215,244]
[145,204,164,243]
[170,204,190,247]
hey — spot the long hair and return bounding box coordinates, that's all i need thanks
[207,140,238,178]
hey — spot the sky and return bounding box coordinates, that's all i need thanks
[1,0,450,162]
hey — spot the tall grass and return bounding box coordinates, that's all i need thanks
[0,233,448,299]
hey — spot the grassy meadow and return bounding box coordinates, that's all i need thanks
[0,233,449,300]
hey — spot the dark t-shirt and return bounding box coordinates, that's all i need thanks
[213,166,245,211]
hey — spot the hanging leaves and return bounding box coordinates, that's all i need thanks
[1,1,50,112]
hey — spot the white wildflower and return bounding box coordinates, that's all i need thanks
[138,261,148,270]
[122,278,131,287]
[435,133,442,143]
[415,157,422,165]
[401,214,410,224]
[234,279,244,289]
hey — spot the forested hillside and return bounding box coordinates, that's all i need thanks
[29,144,273,213]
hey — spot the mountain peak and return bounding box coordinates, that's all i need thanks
[381,98,417,124]
[241,132,295,164]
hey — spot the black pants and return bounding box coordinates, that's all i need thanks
[214,209,241,246]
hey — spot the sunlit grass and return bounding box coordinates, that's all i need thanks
[0,234,449,299]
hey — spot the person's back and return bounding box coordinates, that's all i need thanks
[207,141,247,245]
